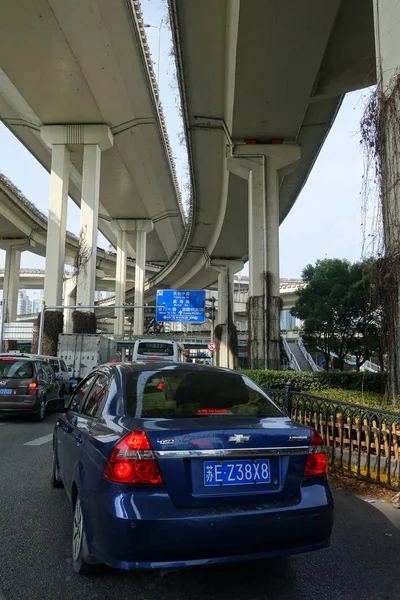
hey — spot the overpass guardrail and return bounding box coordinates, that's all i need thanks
[282,336,301,371]
[297,337,322,371]
[267,384,400,491]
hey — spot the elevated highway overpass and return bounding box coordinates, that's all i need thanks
[142,0,375,370]
[0,174,160,279]
[15,278,305,333]
[1,0,388,371]
[0,0,184,327]
[0,269,134,293]
[127,0,374,369]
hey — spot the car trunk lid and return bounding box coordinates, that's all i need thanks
[141,416,311,509]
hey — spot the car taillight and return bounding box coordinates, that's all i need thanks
[103,431,163,485]
[304,428,327,477]
[28,382,38,396]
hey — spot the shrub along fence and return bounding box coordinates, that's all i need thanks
[241,369,387,394]
[263,382,400,491]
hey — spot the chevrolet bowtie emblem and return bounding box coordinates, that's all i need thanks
[229,434,250,444]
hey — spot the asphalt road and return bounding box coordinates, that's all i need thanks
[0,412,399,600]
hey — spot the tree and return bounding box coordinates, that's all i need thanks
[292,259,381,371]
[345,261,382,371]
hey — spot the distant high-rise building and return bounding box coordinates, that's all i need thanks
[17,290,32,315]
[32,297,42,314]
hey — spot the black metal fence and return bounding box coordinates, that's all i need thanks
[266,384,400,491]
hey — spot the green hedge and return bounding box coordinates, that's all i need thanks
[241,369,387,394]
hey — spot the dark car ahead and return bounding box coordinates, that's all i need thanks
[52,362,334,574]
[0,355,61,421]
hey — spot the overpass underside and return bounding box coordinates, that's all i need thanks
[0,0,184,336]
[164,0,376,369]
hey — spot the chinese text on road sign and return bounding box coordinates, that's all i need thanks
[156,290,206,323]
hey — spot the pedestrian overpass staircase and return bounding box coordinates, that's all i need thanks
[282,336,320,372]
[286,339,313,371]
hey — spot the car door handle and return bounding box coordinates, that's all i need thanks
[76,436,83,446]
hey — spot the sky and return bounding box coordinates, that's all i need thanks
[0,0,373,284]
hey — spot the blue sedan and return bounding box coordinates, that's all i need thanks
[52,362,334,574]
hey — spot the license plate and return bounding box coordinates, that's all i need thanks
[203,459,271,487]
[0,388,12,395]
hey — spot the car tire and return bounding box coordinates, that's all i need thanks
[51,449,63,488]
[34,397,46,422]
[72,495,101,575]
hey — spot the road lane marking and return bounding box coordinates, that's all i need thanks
[24,433,53,446]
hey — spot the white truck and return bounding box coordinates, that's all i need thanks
[57,334,118,387]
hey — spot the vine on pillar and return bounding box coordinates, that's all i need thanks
[360,73,400,404]
[72,311,96,334]
[32,311,64,355]
[72,225,97,334]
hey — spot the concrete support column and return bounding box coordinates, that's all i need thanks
[373,1,400,399]
[228,144,300,370]
[3,246,21,322]
[40,137,70,306]
[76,144,101,307]
[248,162,268,369]
[114,228,127,336]
[41,124,113,309]
[265,161,282,371]
[211,259,243,369]
[133,220,154,336]
[62,276,76,333]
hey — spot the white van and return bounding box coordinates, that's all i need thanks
[132,339,186,363]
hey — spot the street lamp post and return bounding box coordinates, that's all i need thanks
[144,21,163,87]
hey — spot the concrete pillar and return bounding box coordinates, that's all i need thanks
[40,139,70,306]
[265,161,282,371]
[227,144,300,370]
[248,161,268,370]
[41,124,113,309]
[114,228,127,336]
[373,1,400,399]
[211,259,243,369]
[3,246,21,322]
[62,276,76,333]
[133,220,154,336]
[76,144,101,307]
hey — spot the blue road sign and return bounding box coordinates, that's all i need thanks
[156,289,206,323]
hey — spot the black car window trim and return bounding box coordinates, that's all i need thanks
[36,363,46,382]
[80,373,110,419]
[67,375,99,414]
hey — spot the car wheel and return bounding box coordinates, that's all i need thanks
[51,449,63,488]
[34,397,46,422]
[72,495,101,575]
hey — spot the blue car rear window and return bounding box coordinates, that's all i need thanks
[124,369,282,418]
